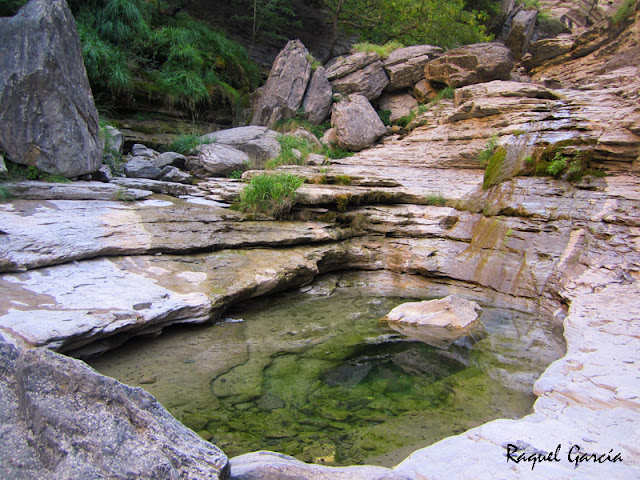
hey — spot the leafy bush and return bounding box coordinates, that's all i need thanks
[236,172,304,218]
[546,151,567,177]
[377,109,392,126]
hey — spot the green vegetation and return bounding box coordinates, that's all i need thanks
[231,0,300,55]
[610,0,638,25]
[478,135,499,166]
[352,41,403,59]
[0,185,11,202]
[228,170,244,179]
[167,133,215,156]
[235,172,304,218]
[377,109,392,126]
[426,192,447,206]
[482,146,507,189]
[3,160,72,183]
[266,135,318,169]
[435,86,455,101]
[335,174,352,186]
[546,150,567,177]
[71,1,261,115]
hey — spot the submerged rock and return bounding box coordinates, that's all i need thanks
[0,0,102,178]
[0,340,228,479]
[385,295,481,328]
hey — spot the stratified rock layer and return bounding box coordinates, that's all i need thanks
[0,0,101,177]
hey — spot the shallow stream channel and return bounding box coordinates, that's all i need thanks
[88,272,566,467]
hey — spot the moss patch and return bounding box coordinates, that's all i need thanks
[483,146,508,189]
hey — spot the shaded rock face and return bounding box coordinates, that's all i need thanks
[504,9,538,60]
[251,40,312,128]
[0,340,228,480]
[302,66,333,124]
[424,42,515,88]
[331,95,387,151]
[0,0,101,178]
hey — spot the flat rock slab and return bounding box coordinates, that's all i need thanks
[0,340,228,480]
[0,243,358,356]
[0,196,354,272]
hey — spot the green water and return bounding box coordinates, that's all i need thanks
[88,281,565,467]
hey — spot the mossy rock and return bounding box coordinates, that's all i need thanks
[483,146,508,189]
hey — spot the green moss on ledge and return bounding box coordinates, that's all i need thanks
[483,146,507,189]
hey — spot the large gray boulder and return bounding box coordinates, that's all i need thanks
[201,126,281,161]
[124,157,163,179]
[302,66,333,125]
[424,42,515,88]
[0,340,228,480]
[0,0,102,178]
[197,143,251,177]
[251,40,312,127]
[328,52,389,101]
[383,45,444,90]
[331,94,387,151]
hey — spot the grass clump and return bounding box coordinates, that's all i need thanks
[167,133,215,156]
[546,150,567,177]
[266,135,319,169]
[235,172,304,218]
[335,175,352,186]
[478,135,500,166]
[482,146,507,189]
[426,192,447,206]
[4,161,72,183]
[352,41,403,59]
[0,185,12,202]
[610,0,638,25]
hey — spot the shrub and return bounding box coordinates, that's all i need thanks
[236,173,304,218]
[377,109,392,126]
[546,151,567,177]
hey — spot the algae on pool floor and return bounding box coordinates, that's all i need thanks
[88,279,565,467]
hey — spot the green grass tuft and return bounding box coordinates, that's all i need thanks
[352,41,403,59]
[236,172,304,218]
[167,133,215,156]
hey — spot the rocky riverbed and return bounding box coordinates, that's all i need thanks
[1,0,640,479]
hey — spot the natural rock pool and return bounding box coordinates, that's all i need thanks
[88,274,566,467]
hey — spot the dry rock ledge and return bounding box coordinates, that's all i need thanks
[2,10,640,480]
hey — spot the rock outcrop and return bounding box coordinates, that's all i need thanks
[251,40,312,127]
[0,0,102,178]
[327,52,389,101]
[504,9,538,59]
[424,42,515,88]
[0,339,228,479]
[383,45,444,90]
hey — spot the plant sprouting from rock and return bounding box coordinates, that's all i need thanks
[236,172,304,218]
